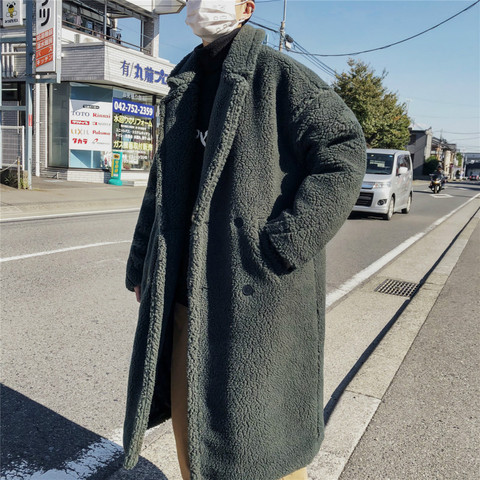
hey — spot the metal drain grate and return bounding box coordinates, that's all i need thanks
[375,279,419,297]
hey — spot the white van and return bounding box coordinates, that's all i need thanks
[353,149,413,220]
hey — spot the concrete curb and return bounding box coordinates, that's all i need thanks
[0,207,141,223]
[312,208,479,480]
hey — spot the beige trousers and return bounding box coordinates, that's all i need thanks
[171,303,308,480]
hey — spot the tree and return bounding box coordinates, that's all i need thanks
[333,59,411,150]
[456,152,463,167]
[423,155,439,175]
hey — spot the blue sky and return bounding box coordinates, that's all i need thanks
[119,1,480,153]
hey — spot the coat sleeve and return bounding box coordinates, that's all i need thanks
[262,88,366,272]
[125,157,158,291]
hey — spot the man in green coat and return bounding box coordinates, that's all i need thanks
[123,1,366,479]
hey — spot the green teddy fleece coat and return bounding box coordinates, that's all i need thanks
[123,26,366,480]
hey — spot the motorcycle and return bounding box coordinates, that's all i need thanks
[429,173,445,194]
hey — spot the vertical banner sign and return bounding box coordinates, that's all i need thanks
[108,151,123,186]
[69,99,113,151]
[36,0,62,73]
[112,98,154,169]
[2,0,24,27]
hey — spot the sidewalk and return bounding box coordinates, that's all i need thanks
[340,219,480,479]
[0,177,146,221]
[313,207,479,480]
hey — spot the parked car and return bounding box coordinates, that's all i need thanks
[353,149,413,220]
[468,173,479,181]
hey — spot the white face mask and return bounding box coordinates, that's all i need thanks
[185,0,247,44]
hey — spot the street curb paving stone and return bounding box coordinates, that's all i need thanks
[312,208,479,480]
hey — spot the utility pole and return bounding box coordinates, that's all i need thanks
[25,0,34,189]
[278,0,287,52]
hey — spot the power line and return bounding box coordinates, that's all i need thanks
[414,114,480,119]
[442,131,480,135]
[250,20,278,34]
[446,136,480,141]
[290,41,337,78]
[254,14,279,29]
[250,20,337,78]
[406,96,478,108]
[288,0,480,57]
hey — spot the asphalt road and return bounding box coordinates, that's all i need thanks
[326,181,480,294]
[1,181,479,478]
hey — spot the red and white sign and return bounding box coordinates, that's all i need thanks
[69,99,113,152]
[36,0,61,73]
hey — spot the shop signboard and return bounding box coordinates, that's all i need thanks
[35,0,62,73]
[69,99,113,152]
[108,151,123,186]
[119,59,169,88]
[112,98,154,168]
[2,0,24,27]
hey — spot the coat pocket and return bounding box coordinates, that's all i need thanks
[256,217,294,278]
[235,217,279,284]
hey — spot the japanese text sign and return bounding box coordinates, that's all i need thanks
[36,0,61,73]
[69,99,113,152]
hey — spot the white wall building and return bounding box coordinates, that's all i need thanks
[1,0,178,183]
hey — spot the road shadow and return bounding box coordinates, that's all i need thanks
[347,212,393,221]
[1,385,167,479]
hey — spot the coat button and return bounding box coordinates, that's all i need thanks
[234,217,244,228]
[242,285,254,296]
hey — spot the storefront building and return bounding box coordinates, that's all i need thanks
[1,0,176,184]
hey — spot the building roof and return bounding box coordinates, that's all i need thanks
[432,137,456,151]
[409,122,432,132]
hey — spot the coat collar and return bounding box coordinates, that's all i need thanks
[165,26,265,95]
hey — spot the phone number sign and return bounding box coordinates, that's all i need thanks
[112,99,154,119]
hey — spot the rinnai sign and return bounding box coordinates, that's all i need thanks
[2,0,24,27]
[69,99,113,152]
[36,0,62,73]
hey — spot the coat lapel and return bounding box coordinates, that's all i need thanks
[191,26,266,224]
[163,27,266,225]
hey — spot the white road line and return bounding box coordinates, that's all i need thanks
[0,241,131,263]
[3,436,123,480]
[326,193,480,308]
[0,208,140,223]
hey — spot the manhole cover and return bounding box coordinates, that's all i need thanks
[375,279,419,297]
